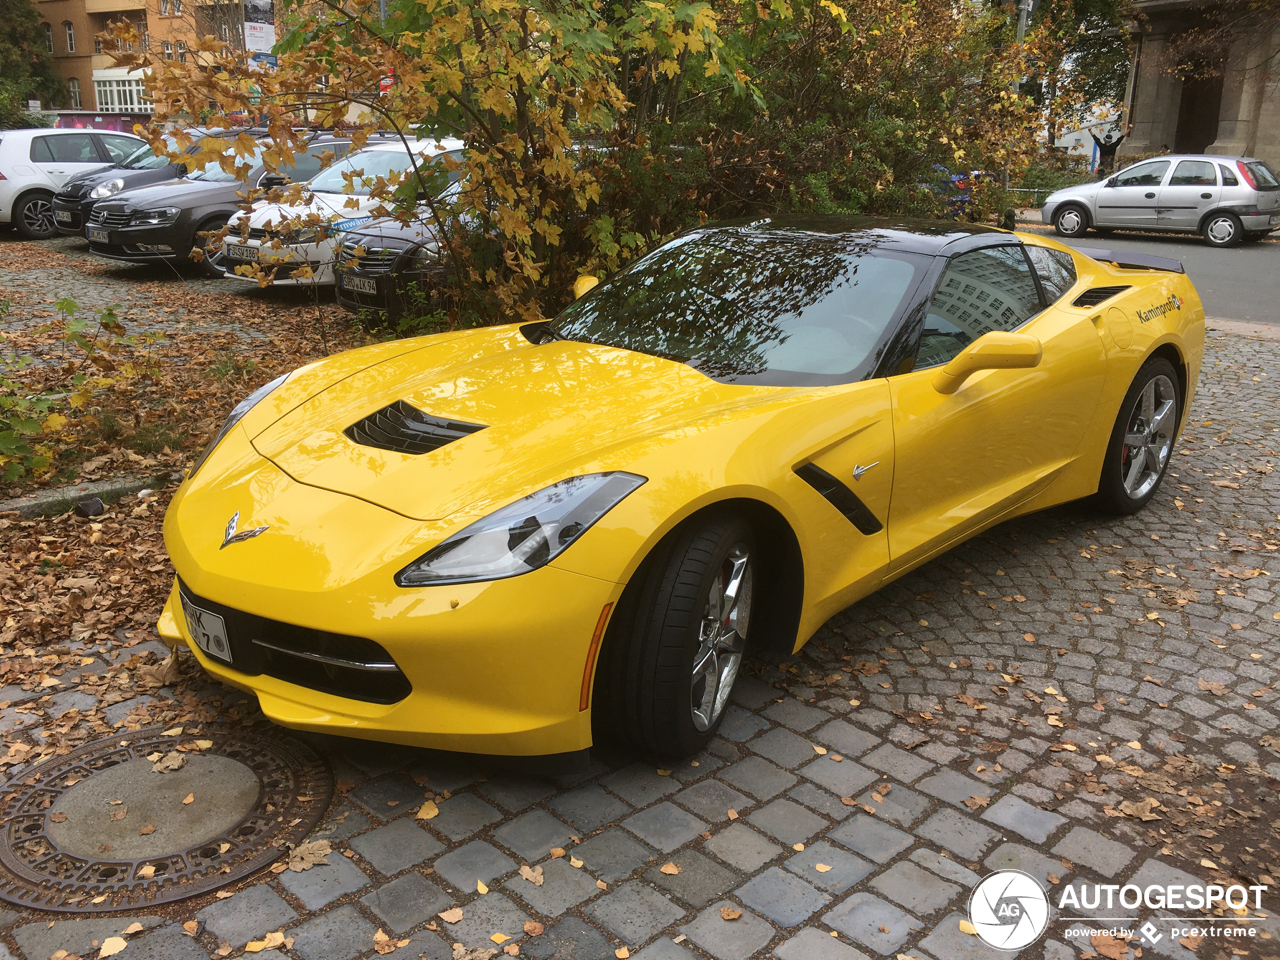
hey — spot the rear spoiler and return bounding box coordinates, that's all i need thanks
[1076,247,1185,274]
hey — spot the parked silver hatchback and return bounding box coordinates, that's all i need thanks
[1042,155,1280,247]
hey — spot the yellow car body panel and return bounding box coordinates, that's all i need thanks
[161,227,1204,756]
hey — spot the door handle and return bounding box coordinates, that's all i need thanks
[1145,192,1156,199]
[1201,192,1212,199]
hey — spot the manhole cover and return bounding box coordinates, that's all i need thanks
[0,723,332,912]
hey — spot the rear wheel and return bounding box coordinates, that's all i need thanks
[594,513,755,759]
[15,194,57,240]
[1053,204,1089,238]
[1202,212,1243,247]
[1094,356,1180,515]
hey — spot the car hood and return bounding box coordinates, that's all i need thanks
[100,177,243,211]
[249,324,785,521]
[1047,181,1102,204]
[338,215,440,248]
[246,194,381,232]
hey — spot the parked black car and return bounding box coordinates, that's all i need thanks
[85,134,352,277]
[52,131,220,236]
[334,215,449,316]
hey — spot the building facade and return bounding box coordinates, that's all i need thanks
[1123,0,1280,167]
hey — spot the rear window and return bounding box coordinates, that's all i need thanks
[1220,164,1239,186]
[1245,161,1278,189]
[1026,246,1078,303]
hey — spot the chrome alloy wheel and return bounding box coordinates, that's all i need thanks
[22,198,56,236]
[1121,374,1176,500]
[1056,207,1084,235]
[690,544,752,732]
[1205,215,1237,245]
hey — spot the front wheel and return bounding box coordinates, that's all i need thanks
[1053,204,1089,238]
[594,513,755,758]
[1202,212,1243,247]
[1094,357,1180,515]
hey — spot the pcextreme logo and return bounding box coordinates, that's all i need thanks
[1136,293,1183,323]
[965,871,1270,952]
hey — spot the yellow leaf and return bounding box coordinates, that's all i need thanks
[42,413,68,434]
[183,793,194,805]
[720,907,741,921]
[550,847,566,858]
[439,908,464,924]
[491,933,510,944]
[99,938,128,958]
[1201,859,1219,870]
[660,862,682,875]
[959,919,978,936]
[163,726,184,736]
[616,949,630,959]
[138,865,155,878]
[417,800,439,820]
[570,856,584,868]
[815,863,834,873]
[122,923,144,935]
[655,769,671,776]
[477,880,489,894]
[813,745,828,755]
[792,843,805,851]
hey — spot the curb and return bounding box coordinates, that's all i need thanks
[0,473,176,519]
[1206,318,1280,341]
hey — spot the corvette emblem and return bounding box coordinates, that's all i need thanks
[221,511,269,549]
[851,462,879,481]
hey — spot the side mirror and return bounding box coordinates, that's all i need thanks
[573,275,599,299]
[259,172,288,189]
[1105,177,1117,187]
[932,331,1042,394]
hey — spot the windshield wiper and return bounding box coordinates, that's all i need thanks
[520,320,568,345]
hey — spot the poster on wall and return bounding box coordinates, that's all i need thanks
[244,0,276,70]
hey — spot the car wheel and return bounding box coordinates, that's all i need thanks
[1053,204,1088,238]
[193,218,230,277]
[1094,356,1180,515]
[1202,212,1243,247]
[595,512,755,758]
[15,194,57,240]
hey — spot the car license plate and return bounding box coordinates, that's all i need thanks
[87,227,109,243]
[55,210,72,224]
[226,244,258,262]
[342,275,378,294]
[180,593,233,663]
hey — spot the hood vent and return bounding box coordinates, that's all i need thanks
[1072,285,1132,308]
[344,400,485,455]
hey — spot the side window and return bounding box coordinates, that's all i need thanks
[1025,246,1077,304]
[916,247,1042,369]
[1114,160,1170,187]
[1169,160,1217,186]
[1220,164,1239,186]
[31,134,97,163]
[99,135,141,162]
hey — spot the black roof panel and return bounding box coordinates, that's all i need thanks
[698,215,1017,255]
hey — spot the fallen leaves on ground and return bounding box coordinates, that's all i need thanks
[523,921,544,936]
[660,862,682,875]
[439,907,464,924]
[519,863,545,885]
[151,751,186,773]
[373,929,412,954]
[244,931,289,953]
[1090,932,1131,959]
[286,839,331,872]
[417,799,440,820]
[720,907,741,921]
[98,938,128,958]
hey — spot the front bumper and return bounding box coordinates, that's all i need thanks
[334,265,445,315]
[222,239,336,285]
[86,221,191,263]
[52,196,93,235]
[159,464,623,755]
[1041,200,1059,223]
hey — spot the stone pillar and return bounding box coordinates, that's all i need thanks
[1121,29,1183,156]
[1241,25,1280,167]
[1206,30,1268,157]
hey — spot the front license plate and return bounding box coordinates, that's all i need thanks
[87,227,109,243]
[341,274,378,294]
[55,210,72,224]
[225,243,258,262]
[180,594,233,663]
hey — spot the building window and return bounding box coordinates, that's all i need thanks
[93,77,153,113]
[64,22,75,53]
[68,78,82,109]
[218,19,229,41]
[163,40,172,58]
[94,37,102,53]
[160,0,169,12]
[174,0,182,13]
[177,42,187,62]
[43,23,53,52]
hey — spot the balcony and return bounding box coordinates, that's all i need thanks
[85,0,146,12]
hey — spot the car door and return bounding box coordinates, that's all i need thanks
[29,133,107,188]
[1094,159,1171,228]
[885,243,1106,574]
[1157,159,1219,231]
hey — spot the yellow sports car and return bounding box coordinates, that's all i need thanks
[158,217,1205,760]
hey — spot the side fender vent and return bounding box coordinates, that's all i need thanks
[1072,285,1132,308]
[794,463,883,535]
[345,400,485,455]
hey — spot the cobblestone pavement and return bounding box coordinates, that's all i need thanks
[1,249,1279,959]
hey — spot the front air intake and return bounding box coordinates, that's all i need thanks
[1072,285,1132,308]
[344,400,485,455]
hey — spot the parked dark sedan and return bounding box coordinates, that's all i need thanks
[53,131,219,236]
[85,135,351,276]
[333,214,448,316]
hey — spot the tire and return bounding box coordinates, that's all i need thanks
[14,193,57,240]
[1202,211,1243,247]
[1053,204,1089,238]
[594,512,756,758]
[192,217,230,277]
[1242,232,1266,243]
[1094,356,1180,515]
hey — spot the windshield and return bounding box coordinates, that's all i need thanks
[185,145,267,182]
[1246,161,1279,189]
[120,140,177,170]
[553,230,924,384]
[307,147,461,196]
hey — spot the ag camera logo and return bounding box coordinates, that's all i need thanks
[967,869,1050,950]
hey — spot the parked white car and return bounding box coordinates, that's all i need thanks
[220,136,465,285]
[0,128,145,239]
[1042,154,1280,247]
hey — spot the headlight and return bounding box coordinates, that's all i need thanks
[90,178,125,199]
[396,472,646,586]
[188,373,289,480]
[131,207,181,226]
[402,242,442,271]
